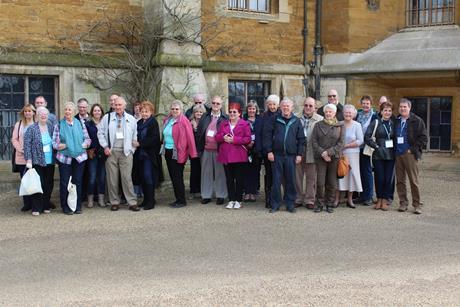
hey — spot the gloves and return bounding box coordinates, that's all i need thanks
[26,162,32,169]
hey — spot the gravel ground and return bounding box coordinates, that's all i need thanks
[0,168,459,306]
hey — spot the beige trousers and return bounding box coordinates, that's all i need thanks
[105,150,137,206]
[395,152,421,208]
[295,162,317,205]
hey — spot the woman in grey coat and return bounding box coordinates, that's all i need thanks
[311,103,344,213]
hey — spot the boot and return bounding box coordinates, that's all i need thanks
[87,195,94,208]
[143,184,156,210]
[381,199,389,211]
[98,194,106,207]
[374,199,382,210]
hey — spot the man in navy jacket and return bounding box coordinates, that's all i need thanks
[264,98,305,213]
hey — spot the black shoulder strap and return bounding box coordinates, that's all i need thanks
[16,120,22,140]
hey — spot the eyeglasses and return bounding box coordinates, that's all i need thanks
[170,108,180,111]
[328,95,337,98]
[195,101,203,104]
[228,110,239,114]
[211,102,221,105]
[304,105,314,108]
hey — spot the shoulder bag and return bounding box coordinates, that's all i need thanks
[363,119,378,157]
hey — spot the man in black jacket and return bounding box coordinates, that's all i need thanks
[317,89,344,121]
[264,98,305,213]
[196,95,228,205]
[394,98,428,214]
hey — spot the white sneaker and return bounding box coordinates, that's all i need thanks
[32,211,40,216]
[43,210,51,214]
[233,201,241,209]
[226,201,234,209]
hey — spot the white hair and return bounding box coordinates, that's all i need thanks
[324,103,337,113]
[192,93,206,103]
[280,97,294,106]
[115,96,127,107]
[266,94,280,105]
[170,99,184,111]
[64,101,76,112]
[36,106,49,117]
[343,104,357,117]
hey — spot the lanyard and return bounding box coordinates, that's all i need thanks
[382,121,392,140]
[399,120,406,137]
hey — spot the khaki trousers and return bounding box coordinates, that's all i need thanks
[106,150,137,206]
[315,158,338,206]
[295,162,317,205]
[395,152,421,208]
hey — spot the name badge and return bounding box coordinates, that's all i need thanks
[385,140,394,148]
[207,130,215,137]
[43,144,51,153]
[397,137,404,144]
[251,134,256,141]
[116,132,124,139]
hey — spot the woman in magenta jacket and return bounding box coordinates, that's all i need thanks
[163,100,198,208]
[216,103,252,209]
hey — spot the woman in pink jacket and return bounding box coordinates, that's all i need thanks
[216,103,251,209]
[163,100,198,208]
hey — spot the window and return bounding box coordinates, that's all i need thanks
[406,0,455,27]
[228,0,270,13]
[228,80,270,110]
[408,96,452,151]
[0,75,57,160]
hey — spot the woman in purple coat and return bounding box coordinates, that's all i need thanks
[216,103,251,209]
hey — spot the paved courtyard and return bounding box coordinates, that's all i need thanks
[0,157,459,306]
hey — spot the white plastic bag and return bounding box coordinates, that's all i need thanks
[67,176,77,212]
[19,168,43,196]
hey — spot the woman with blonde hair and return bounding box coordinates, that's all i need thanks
[12,104,36,211]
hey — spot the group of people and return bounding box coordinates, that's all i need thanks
[12,89,427,216]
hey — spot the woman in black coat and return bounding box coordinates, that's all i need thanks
[364,101,395,211]
[133,101,161,210]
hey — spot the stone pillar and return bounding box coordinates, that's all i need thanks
[146,0,208,116]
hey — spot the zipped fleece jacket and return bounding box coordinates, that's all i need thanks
[263,114,305,156]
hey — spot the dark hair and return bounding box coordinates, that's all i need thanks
[360,95,373,103]
[400,98,412,108]
[379,101,393,112]
[90,103,105,117]
[77,97,89,105]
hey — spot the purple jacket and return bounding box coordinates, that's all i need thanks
[216,119,251,164]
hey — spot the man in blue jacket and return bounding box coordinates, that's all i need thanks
[263,98,305,213]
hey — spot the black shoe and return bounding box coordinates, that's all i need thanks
[216,198,224,205]
[144,201,155,210]
[169,201,179,207]
[172,203,186,208]
[64,211,74,215]
[325,206,334,213]
[346,202,356,209]
[287,208,296,213]
[269,209,278,213]
[314,205,323,213]
[201,198,211,204]
[20,206,31,212]
[74,210,82,214]
[49,202,56,209]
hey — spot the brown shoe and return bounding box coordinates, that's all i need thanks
[380,199,389,211]
[306,203,315,210]
[374,199,382,210]
[110,204,119,211]
[129,205,140,212]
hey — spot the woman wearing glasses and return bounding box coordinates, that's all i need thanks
[162,100,197,208]
[216,103,251,209]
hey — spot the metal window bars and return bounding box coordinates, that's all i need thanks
[406,0,455,27]
[227,0,270,14]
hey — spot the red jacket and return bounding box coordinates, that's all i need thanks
[215,119,251,164]
[163,114,197,164]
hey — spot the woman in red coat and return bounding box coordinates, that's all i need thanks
[163,100,198,208]
[216,103,251,209]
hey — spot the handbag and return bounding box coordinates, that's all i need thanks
[337,155,351,178]
[67,176,77,212]
[363,119,378,157]
[11,120,22,173]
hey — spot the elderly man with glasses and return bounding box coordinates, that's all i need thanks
[295,97,323,209]
[196,95,228,205]
[318,89,344,121]
[185,93,210,119]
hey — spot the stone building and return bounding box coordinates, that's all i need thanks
[1,0,459,159]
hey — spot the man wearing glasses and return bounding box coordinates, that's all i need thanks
[196,95,228,205]
[185,93,210,119]
[295,97,323,209]
[318,89,344,121]
[98,96,140,211]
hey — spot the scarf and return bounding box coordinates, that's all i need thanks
[323,117,338,126]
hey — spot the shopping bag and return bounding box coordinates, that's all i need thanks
[67,176,77,212]
[19,168,43,196]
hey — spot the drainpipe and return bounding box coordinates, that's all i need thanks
[314,0,323,100]
[302,0,309,97]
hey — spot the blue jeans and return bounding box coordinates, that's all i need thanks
[373,159,395,200]
[271,154,297,211]
[58,160,85,213]
[359,151,374,202]
[87,157,106,195]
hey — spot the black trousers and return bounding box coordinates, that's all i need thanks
[31,164,55,212]
[165,149,186,204]
[263,157,273,194]
[224,163,245,202]
[189,157,201,194]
